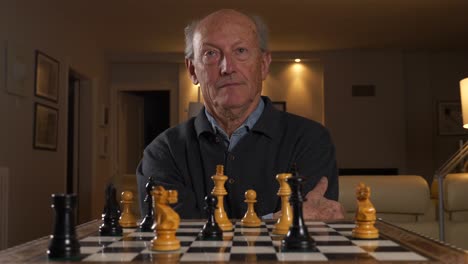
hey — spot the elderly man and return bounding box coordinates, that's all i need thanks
[136,9,344,220]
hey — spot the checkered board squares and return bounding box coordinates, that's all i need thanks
[74,220,433,262]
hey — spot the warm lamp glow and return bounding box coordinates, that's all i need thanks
[194,84,201,102]
[460,78,468,129]
[294,58,301,63]
[291,63,304,73]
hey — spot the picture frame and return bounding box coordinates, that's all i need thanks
[272,101,287,111]
[34,50,59,102]
[33,103,59,151]
[437,101,468,136]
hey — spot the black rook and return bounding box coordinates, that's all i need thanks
[48,193,80,259]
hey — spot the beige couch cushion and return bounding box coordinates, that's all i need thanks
[339,175,431,216]
[444,173,468,212]
[446,221,468,250]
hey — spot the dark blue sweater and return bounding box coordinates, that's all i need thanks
[136,96,338,219]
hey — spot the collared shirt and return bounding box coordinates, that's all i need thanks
[205,99,265,151]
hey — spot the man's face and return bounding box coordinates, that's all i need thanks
[186,11,271,117]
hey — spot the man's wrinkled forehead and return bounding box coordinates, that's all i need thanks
[193,10,258,44]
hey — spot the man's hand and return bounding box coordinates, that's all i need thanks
[303,177,345,220]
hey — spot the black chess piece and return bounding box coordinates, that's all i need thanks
[289,163,298,176]
[47,193,80,259]
[281,170,316,251]
[99,183,123,236]
[199,194,223,240]
[139,176,155,232]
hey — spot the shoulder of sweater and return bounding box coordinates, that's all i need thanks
[280,111,328,134]
[145,118,196,151]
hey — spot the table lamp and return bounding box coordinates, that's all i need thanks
[461,78,468,128]
[435,77,468,241]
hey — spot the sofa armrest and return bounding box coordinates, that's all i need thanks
[339,175,431,216]
[444,173,468,211]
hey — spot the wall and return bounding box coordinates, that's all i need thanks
[404,51,468,182]
[319,50,468,182]
[1,1,109,247]
[320,51,407,173]
[264,62,324,123]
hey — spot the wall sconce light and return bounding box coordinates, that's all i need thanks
[294,58,301,63]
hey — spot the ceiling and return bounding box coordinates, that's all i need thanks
[43,0,468,55]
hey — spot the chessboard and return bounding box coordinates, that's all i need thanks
[27,220,441,263]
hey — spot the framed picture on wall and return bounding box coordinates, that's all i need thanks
[437,101,468,135]
[33,103,59,151]
[34,50,59,102]
[272,101,286,111]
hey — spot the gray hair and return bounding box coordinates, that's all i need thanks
[184,13,269,60]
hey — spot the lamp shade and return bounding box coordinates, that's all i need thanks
[461,78,468,129]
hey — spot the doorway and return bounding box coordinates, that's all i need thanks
[117,90,170,217]
[67,70,92,225]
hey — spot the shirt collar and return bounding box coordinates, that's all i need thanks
[204,99,265,136]
[194,96,281,140]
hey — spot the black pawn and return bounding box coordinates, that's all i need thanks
[139,176,155,232]
[199,195,223,240]
[99,183,123,236]
[48,193,80,259]
[281,172,316,251]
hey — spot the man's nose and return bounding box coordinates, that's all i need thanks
[220,55,235,75]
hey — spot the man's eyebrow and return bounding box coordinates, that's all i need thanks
[200,43,219,50]
[231,40,248,47]
[201,39,249,49]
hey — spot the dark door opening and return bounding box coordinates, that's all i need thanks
[67,75,79,194]
[67,70,92,225]
[133,91,170,148]
[118,90,170,218]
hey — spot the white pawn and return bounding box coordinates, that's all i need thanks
[119,191,138,228]
[241,189,261,227]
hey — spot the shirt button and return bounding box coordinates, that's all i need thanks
[228,178,235,184]
[230,154,235,161]
[215,137,220,143]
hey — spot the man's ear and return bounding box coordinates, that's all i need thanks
[261,51,272,80]
[185,58,199,85]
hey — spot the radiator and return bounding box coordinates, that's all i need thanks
[0,167,8,250]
